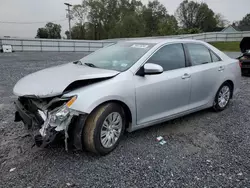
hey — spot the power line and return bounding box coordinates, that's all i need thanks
[0,19,67,24]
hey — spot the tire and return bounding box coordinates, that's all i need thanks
[83,103,125,155]
[213,83,232,112]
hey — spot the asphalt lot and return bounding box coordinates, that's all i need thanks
[0,52,249,188]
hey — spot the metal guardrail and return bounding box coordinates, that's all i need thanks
[0,38,114,52]
[1,31,250,52]
[104,31,250,42]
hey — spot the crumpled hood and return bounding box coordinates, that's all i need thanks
[13,63,119,98]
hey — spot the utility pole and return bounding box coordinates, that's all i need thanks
[64,3,72,39]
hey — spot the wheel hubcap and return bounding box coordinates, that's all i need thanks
[218,86,230,108]
[100,112,122,148]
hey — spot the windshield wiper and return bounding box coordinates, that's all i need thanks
[73,60,82,65]
[84,63,98,68]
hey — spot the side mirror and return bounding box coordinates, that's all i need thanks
[144,63,163,75]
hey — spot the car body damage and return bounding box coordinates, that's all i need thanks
[13,62,119,98]
[13,62,119,150]
[14,95,84,150]
[13,39,241,155]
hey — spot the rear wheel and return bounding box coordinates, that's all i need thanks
[83,103,125,155]
[213,83,232,111]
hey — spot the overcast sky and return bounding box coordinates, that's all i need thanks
[0,0,249,38]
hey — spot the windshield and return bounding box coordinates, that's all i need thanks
[80,42,155,72]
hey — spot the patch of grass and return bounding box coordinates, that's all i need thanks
[209,41,240,52]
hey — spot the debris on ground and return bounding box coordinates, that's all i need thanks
[156,136,167,145]
[237,172,243,176]
[159,140,167,145]
[156,136,163,141]
[206,159,212,163]
[66,182,76,187]
[9,167,16,172]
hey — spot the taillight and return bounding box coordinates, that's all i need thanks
[239,61,242,68]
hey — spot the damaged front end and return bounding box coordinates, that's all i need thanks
[14,95,85,150]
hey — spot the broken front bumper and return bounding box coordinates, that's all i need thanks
[14,100,42,129]
[14,100,64,147]
[14,98,86,150]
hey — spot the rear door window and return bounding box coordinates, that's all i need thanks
[186,43,212,66]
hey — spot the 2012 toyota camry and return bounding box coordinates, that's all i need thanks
[13,39,241,155]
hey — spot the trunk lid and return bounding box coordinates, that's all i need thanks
[240,37,250,54]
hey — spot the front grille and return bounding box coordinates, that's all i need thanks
[19,97,37,112]
[18,97,44,126]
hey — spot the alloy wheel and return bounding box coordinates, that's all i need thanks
[100,112,123,148]
[218,85,231,108]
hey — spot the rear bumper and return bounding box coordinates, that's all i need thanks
[241,59,250,75]
[241,67,250,75]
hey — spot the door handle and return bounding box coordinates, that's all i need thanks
[218,66,225,71]
[182,73,191,79]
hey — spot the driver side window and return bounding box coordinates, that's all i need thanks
[147,43,186,71]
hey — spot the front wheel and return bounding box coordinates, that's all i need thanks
[213,83,232,112]
[82,103,125,155]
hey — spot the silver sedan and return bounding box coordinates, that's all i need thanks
[13,39,241,155]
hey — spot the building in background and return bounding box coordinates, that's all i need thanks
[221,25,241,33]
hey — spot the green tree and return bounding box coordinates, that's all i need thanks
[36,23,62,39]
[71,0,221,39]
[238,13,250,31]
[87,0,106,39]
[119,13,145,37]
[175,0,218,32]
[157,15,178,35]
[177,27,202,34]
[116,0,145,38]
[70,1,89,39]
[65,31,70,39]
[45,22,62,39]
[215,13,229,28]
[36,28,48,38]
[69,23,88,39]
[86,0,145,39]
[142,0,169,36]
[72,2,88,25]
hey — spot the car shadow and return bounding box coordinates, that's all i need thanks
[55,108,213,156]
[25,107,220,159]
[124,108,213,137]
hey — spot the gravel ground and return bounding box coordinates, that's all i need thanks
[0,52,249,188]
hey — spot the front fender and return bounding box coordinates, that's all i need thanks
[63,71,136,127]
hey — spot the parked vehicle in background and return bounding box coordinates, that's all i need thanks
[13,39,241,155]
[239,37,250,76]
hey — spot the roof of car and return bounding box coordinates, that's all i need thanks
[125,38,203,44]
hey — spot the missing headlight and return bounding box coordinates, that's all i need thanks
[37,96,80,151]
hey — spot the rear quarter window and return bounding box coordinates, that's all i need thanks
[210,50,222,62]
